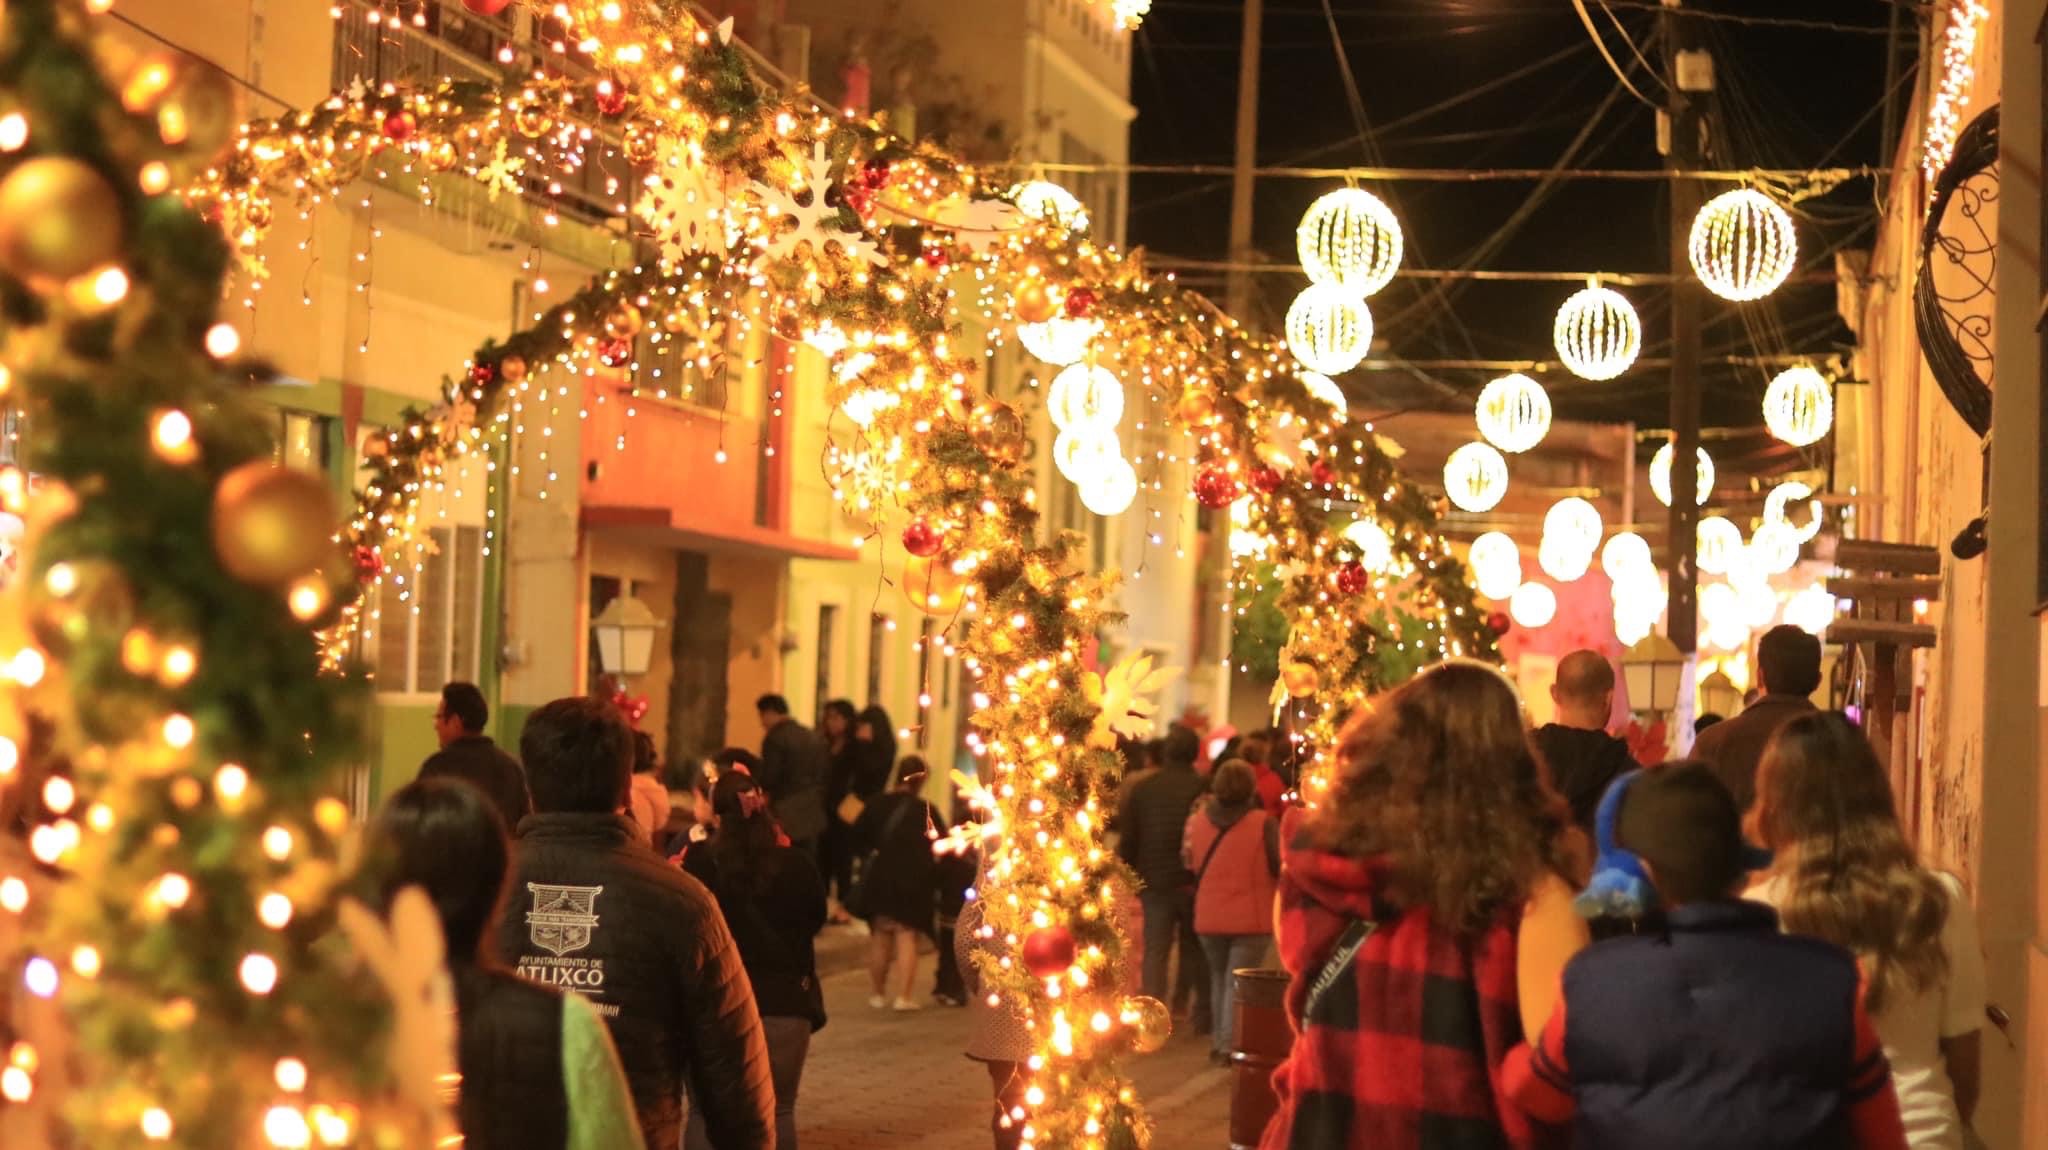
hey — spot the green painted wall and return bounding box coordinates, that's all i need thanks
[369,702,438,808]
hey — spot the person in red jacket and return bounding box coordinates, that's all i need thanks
[1183,759,1281,1065]
[1236,731,1288,816]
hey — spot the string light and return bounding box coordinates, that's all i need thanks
[1688,189,1797,302]
[1761,365,1834,446]
[1474,372,1551,453]
[1295,186,1402,298]
[1553,280,1642,381]
[1924,1,1991,195]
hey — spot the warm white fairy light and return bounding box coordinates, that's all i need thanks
[1296,187,1402,298]
[1689,189,1797,302]
[1475,373,1552,453]
[1762,365,1834,447]
[1553,281,1642,381]
[1285,285,1372,375]
[1649,441,1715,507]
[1924,1,1991,195]
[1443,441,1509,513]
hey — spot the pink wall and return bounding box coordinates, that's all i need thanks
[580,379,767,538]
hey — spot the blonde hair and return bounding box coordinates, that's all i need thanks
[1751,712,1948,1014]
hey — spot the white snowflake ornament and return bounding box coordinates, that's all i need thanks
[637,140,731,264]
[478,138,524,203]
[750,141,887,270]
[933,197,1028,255]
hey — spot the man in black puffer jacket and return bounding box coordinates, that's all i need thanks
[498,697,774,1150]
[1115,723,1212,1030]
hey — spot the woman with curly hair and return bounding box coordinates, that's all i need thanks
[1746,712,1985,1150]
[1260,661,1589,1150]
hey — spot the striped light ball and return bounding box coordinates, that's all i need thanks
[1047,363,1124,432]
[1299,371,1349,420]
[1649,441,1715,507]
[1012,180,1090,230]
[1296,187,1403,298]
[1053,427,1121,484]
[1543,497,1604,554]
[1078,457,1139,517]
[1342,518,1395,573]
[1538,533,1593,583]
[1017,316,1101,366]
[1600,531,1654,581]
[1749,521,1802,575]
[1762,365,1835,447]
[1467,531,1522,601]
[1510,581,1558,629]
[1286,285,1372,375]
[1443,441,1510,514]
[1689,188,1798,302]
[1553,282,1642,382]
[1695,515,1744,576]
[1475,373,1553,454]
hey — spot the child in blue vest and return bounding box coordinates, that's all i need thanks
[1504,762,1910,1150]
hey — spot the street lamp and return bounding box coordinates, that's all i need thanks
[1697,669,1742,718]
[590,593,662,678]
[1623,633,1685,716]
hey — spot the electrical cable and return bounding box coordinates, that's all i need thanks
[1571,0,1663,109]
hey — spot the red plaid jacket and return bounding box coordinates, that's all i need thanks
[1260,836,1547,1150]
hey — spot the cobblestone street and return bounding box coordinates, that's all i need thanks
[786,937,1236,1150]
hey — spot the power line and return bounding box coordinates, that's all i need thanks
[1572,0,1663,108]
[1036,160,1884,182]
[1596,0,1900,35]
[1352,353,1830,373]
[1148,258,1840,287]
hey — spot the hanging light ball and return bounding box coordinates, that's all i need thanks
[1691,516,1742,576]
[1553,282,1643,381]
[1762,365,1835,447]
[1017,316,1101,367]
[1299,371,1348,420]
[1295,186,1402,298]
[1053,428,1121,485]
[1468,531,1522,600]
[1600,531,1654,581]
[1749,521,1802,575]
[1047,363,1125,432]
[1543,497,1604,553]
[1648,441,1715,507]
[1443,441,1509,513]
[1699,582,1743,632]
[1764,480,1825,543]
[1012,180,1091,230]
[1613,608,1654,648]
[1689,188,1798,302]
[1342,518,1394,573]
[1538,534,1593,582]
[1475,373,1553,454]
[1510,582,1558,629]
[1785,585,1837,636]
[1285,285,1372,376]
[1079,458,1140,517]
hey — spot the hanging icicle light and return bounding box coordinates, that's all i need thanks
[1648,441,1716,507]
[1543,497,1604,553]
[1689,188,1798,302]
[1047,363,1125,432]
[1553,280,1643,381]
[1299,371,1349,420]
[1296,187,1403,298]
[1695,515,1744,575]
[1475,373,1553,453]
[1012,180,1091,230]
[1079,457,1139,517]
[1468,531,1522,600]
[1764,480,1825,543]
[1285,285,1372,375]
[1443,441,1510,513]
[1510,581,1559,629]
[1601,531,1654,581]
[1017,316,1101,366]
[1762,365,1835,447]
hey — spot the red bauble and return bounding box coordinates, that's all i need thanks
[353,545,386,581]
[1487,611,1512,636]
[901,519,946,559]
[920,245,952,271]
[1335,561,1369,596]
[381,109,417,142]
[1250,466,1283,495]
[1310,460,1337,488]
[593,79,629,118]
[469,361,496,387]
[1193,464,1242,509]
[1064,287,1099,319]
[1020,925,1077,979]
[462,0,514,14]
[598,338,633,367]
[858,158,893,190]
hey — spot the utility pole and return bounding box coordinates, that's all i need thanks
[1664,1,1707,701]
[1226,0,1262,324]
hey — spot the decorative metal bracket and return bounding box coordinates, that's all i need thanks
[1915,104,1998,438]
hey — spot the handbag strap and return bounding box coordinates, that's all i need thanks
[1303,917,1378,1022]
[1193,810,1247,885]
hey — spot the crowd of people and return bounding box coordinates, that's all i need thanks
[379,621,1985,1150]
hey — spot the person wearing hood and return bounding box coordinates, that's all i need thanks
[1259,662,1589,1150]
[1183,758,1281,1065]
[1531,650,1637,834]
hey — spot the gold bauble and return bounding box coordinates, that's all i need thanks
[1281,662,1320,699]
[1175,388,1219,428]
[622,125,661,166]
[211,462,339,586]
[512,102,554,138]
[426,140,460,172]
[500,355,528,384]
[902,555,969,616]
[1012,280,1058,324]
[1121,995,1173,1054]
[970,398,1028,467]
[153,59,240,157]
[603,300,644,340]
[0,158,126,283]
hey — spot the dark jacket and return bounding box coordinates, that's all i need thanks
[1690,693,1818,810]
[1504,900,1907,1150]
[1533,723,1637,832]
[851,791,940,934]
[682,843,829,1029]
[419,734,531,831]
[1116,764,1209,892]
[497,813,774,1150]
[758,719,830,844]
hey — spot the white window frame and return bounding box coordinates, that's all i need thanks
[358,425,490,700]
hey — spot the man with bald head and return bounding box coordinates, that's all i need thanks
[1532,650,1637,832]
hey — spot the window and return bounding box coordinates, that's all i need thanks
[815,603,840,714]
[866,613,890,706]
[275,410,328,475]
[375,524,486,693]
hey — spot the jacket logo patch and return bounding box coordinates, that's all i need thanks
[525,883,602,957]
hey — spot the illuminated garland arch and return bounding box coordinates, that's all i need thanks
[185,2,1494,1143]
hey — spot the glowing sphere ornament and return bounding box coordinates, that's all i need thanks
[1695,516,1744,576]
[1122,995,1173,1053]
[902,556,969,616]
[1012,180,1090,230]
[1689,188,1798,302]
[1553,282,1642,381]
[1017,316,1101,366]
[1281,662,1321,698]
[1699,582,1743,633]
[1295,187,1402,297]
[1342,518,1394,573]
[1047,363,1125,431]
[1649,441,1715,507]
[1543,497,1604,553]
[1510,582,1558,629]
[1285,284,1372,375]
[1601,531,1653,580]
[1468,532,1522,601]
[1299,371,1349,420]
[902,519,946,559]
[1053,428,1121,485]
[1762,365,1835,447]
[1443,442,1509,514]
[1764,481,1825,543]
[1475,373,1552,453]
[1538,535,1593,583]
[1749,521,1802,575]
[1079,458,1139,517]
[212,463,339,587]
[1785,585,1837,636]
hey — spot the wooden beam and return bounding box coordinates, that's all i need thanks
[1827,576,1945,602]
[1833,539,1942,575]
[1827,619,1940,647]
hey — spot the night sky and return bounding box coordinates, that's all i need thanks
[1124,0,1903,440]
